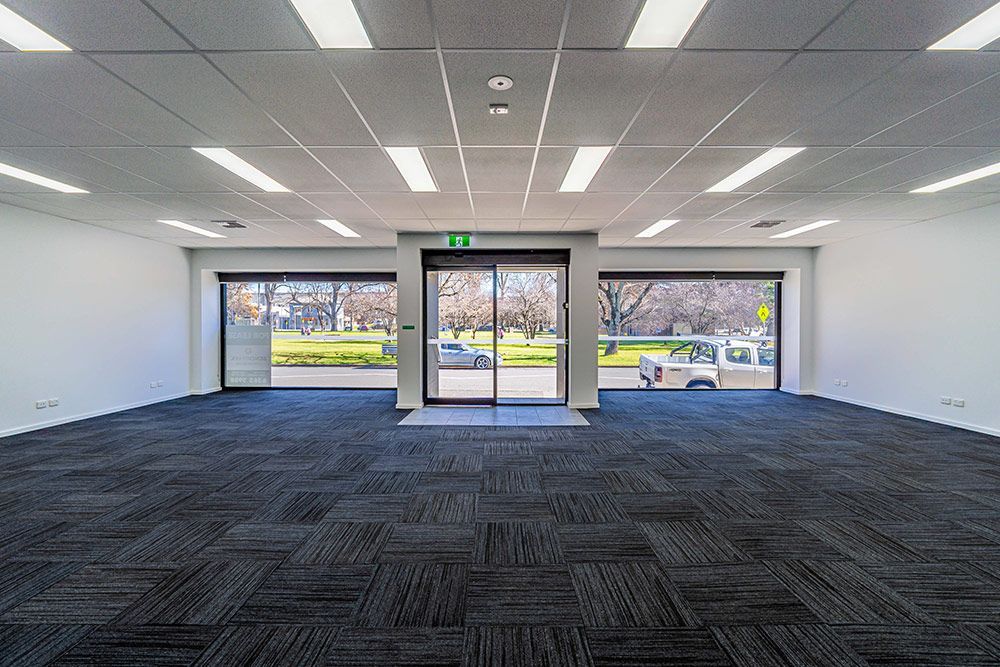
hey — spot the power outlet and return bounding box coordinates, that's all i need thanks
[841,380,848,387]
[150,381,157,389]
[156,380,164,387]
[47,398,59,407]
[35,400,47,410]
[953,398,965,408]
[940,396,952,405]
[833,379,841,386]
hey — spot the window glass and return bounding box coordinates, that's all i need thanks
[725,348,752,365]
[598,278,778,389]
[223,280,397,388]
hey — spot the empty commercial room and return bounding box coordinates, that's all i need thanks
[1,0,999,664]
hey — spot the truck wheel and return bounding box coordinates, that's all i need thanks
[474,356,492,369]
[686,380,716,389]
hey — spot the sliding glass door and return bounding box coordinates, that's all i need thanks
[425,269,496,403]
[423,254,568,405]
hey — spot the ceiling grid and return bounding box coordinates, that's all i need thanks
[0,0,996,248]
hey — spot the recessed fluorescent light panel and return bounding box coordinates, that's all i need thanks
[626,0,709,48]
[636,219,679,238]
[192,148,290,193]
[158,219,225,239]
[0,4,70,51]
[559,146,613,193]
[706,147,806,193]
[289,0,372,48]
[910,161,1000,193]
[928,1,1000,50]
[317,219,360,237]
[385,147,438,192]
[0,161,87,193]
[771,219,838,239]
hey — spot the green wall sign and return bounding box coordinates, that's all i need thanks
[448,233,471,248]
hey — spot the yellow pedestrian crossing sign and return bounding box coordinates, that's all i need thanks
[757,303,770,324]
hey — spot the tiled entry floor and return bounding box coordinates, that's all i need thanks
[398,406,589,427]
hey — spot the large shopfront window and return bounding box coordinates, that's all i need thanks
[221,273,397,389]
[597,273,781,390]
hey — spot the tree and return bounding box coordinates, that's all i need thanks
[498,272,555,339]
[226,283,260,323]
[642,281,773,336]
[345,283,398,334]
[598,281,654,355]
[260,282,284,328]
[437,272,491,339]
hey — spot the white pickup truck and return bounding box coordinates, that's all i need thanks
[639,338,775,389]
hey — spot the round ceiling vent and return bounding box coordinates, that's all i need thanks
[488,75,513,91]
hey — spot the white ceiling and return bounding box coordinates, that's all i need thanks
[0,0,998,249]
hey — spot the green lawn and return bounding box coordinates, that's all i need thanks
[269,332,685,367]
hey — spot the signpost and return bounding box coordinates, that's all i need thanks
[757,303,770,325]
[448,233,470,248]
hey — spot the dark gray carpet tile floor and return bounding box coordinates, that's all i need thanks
[1,389,999,664]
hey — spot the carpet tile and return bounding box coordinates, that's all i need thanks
[0,389,998,664]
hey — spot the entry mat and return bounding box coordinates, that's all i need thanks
[398,406,589,427]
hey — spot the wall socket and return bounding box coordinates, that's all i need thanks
[953,398,965,408]
[941,396,952,405]
[48,398,59,407]
[834,379,841,386]
[841,380,848,387]
[35,400,47,410]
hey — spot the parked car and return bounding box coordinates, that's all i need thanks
[639,338,774,389]
[437,342,503,369]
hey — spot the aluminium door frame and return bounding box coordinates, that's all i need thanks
[421,253,569,407]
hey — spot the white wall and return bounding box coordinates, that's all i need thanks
[813,205,1000,436]
[599,247,815,393]
[0,204,191,437]
[188,248,396,394]
[395,234,600,409]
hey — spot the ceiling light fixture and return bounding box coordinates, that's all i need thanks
[706,147,806,193]
[928,1,1000,50]
[0,4,70,51]
[158,219,226,239]
[910,161,1000,193]
[0,161,88,193]
[771,219,838,239]
[192,148,290,192]
[317,219,360,237]
[559,146,613,193]
[636,219,679,238]
[289,0,372,49]
[385,147,438,192]
[626,0,709,48]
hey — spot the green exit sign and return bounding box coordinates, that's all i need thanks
[448,233,471,248]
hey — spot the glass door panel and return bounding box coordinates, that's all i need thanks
[425,269,496,404]
[496,266,567,405]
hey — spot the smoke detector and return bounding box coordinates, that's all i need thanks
[488,75,513,91]
[214,220,247,229]
[751,220,784,229]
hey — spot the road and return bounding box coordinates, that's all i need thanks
[270,366,643,390]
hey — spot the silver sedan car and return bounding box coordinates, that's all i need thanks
[437,342,504,369]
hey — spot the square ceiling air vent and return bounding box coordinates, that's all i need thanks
[214,220,247,229]
[751,220,784,229]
